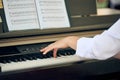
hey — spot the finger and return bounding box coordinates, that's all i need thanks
[40,48,46,52]
[40,43,55,54]
[42,47,53,55]
[53,48,58,58]
[40,45,51,52]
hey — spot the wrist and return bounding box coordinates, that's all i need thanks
[65,36,79,49]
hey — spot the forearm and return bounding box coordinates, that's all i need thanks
[76,19,120,60]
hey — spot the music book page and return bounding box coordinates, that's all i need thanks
[35,0,70,29]
[3,0,40,31]
[3,0,70,31]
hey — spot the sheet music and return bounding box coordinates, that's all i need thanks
[3,0,40,31]
[3,0,70,31]
[35,0,70,29]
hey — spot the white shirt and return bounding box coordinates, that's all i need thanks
[75,18,120,60]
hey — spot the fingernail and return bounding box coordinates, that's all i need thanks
[43,52,46,55]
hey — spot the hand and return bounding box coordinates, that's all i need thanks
[40,36,79,58]
[40,37,69,55]
[114,53,120,59]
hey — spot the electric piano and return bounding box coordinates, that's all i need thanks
[0,42,87,73]
[0,0,120,80]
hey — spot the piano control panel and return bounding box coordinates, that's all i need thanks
[17,42,50,54]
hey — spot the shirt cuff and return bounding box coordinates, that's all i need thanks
[75,37,95,59]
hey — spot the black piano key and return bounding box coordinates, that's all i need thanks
[13,59,19,62]
[56,53,61,57]
[61,51,68,56]
[32,53,44,59]
[0,57,9,63]
[0,55,26,62]
[18,58,23,62]
[57,51,64,56]
[45,51,53,58]
[1,60,8,64]
[36,55,44,59]
[30,56,37,60]
[6,60,12,63]
[70,50,75,55]
[0,58,11,63]
[20,57,27,61]
[43,55,49,58]
[9,55,23,62]
[34,54,43,59]
[21,53,43,60]
[8,56,19,62]
[31,56,37,60]
[23,55,33,60]
[66,51,72,55]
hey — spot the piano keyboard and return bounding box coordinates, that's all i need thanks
[0,49,86,72]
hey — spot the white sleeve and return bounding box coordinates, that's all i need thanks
[75,19,120,60]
